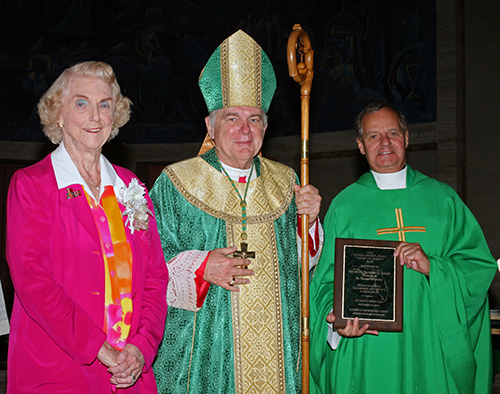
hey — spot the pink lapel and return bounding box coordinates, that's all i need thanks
[58,184,99,241]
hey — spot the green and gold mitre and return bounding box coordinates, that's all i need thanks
[198,30,277,113]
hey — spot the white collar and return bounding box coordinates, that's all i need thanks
[51,142,126,202]
[371,166,407,190]
[220,161,257,182]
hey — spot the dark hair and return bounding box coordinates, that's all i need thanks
[355,100,408,140]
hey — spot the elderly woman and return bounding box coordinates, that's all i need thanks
[6,61,168,393]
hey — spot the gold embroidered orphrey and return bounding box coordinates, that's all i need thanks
[377,208,426,241]
[165,156,296,393]
[221,30,262,109]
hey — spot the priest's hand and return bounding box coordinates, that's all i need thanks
[109,344,145,389]
[394,242,430,276]
[204,246,255,291]
[294,184,321,228]
[327,313,379,337]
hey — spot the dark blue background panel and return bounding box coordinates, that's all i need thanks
[0,0,436,144]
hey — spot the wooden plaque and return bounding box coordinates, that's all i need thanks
[333,238,403,332]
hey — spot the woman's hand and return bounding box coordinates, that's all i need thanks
[108,344,145,388]
[97,341,119,367]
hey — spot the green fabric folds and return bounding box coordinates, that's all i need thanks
[310,166,496,394]
[151,149,302,393]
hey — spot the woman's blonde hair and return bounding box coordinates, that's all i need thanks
[37,61,132,144]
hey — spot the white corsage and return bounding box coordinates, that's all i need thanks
[119,178,152,234]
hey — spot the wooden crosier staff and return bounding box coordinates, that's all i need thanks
[287,23,314,393]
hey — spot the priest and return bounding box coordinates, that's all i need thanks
[310,100,496,394]
[151,30,323,394]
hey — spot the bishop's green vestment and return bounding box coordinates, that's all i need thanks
[151,149,302,393]
[310,166,496,394]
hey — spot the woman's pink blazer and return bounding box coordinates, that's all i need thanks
[6,154,168,393]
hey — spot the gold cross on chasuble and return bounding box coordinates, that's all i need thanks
[377,208,426,241]
[233,242,256,259]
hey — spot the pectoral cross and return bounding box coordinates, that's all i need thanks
[233,242,255,260]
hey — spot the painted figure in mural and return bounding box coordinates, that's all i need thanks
[151,30,323,393]
[6,61,168,393]
[310,100,496,394]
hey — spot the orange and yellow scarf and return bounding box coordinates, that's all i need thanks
[85,185,133,350]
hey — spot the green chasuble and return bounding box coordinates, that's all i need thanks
[310,166,496,394]
[151,149,302,393]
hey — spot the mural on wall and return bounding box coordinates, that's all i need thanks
[0,0,436,144]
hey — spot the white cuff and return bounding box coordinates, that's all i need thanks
[327,321,341,350]
[166,250,210,312]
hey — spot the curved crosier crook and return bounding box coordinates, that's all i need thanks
[287,23,314,96]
